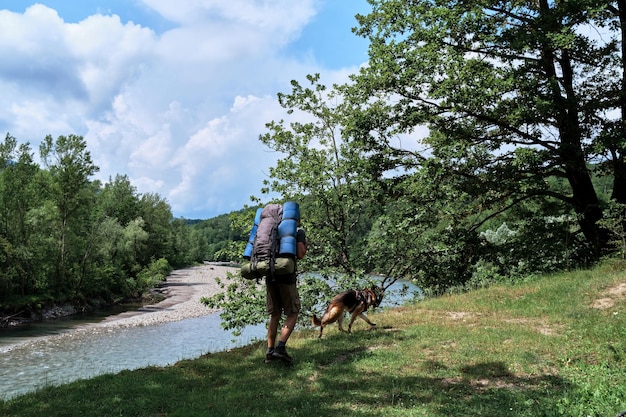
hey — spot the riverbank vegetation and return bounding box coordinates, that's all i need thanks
[0,133,242,321]
[2,260,625,416]
[0,134,173,315]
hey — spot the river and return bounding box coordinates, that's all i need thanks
[0,311,268,400]
[0,280,418,400]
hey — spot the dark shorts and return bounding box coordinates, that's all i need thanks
[266,281,301,316]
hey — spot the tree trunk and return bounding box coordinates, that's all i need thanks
[613,160,626,203]
[564,160,606,257]
[614,0,626,205]
[560,51,605,255]
[537,0,607,257]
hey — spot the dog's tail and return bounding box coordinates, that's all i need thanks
[312,314,321,326]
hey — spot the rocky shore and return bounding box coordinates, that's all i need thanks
[93,263,238,329]
[1,263,238,330]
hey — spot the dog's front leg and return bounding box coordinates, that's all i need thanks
[348,305,365,333]
[359,313,377,330]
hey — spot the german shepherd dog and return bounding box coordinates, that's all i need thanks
[312,286,384,338]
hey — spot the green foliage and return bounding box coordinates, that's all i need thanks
[138,193,174,266]
[201,269,366,333]
[598,201,626,259]
[38,134,100,293]
[347,0,626,260]
[0,134,196,312]
[0,135,46,298]
[135,258,172,294]
[98,174,141,227]
[201,272,267,334]
[259,74,386,278]
[193,211,249,262]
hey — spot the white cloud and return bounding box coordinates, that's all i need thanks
[167,94,283,216]
[0,1,368,218]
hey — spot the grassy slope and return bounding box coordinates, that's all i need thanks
[2,261,626,417]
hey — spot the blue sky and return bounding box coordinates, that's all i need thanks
[0,0,371,218]
[7,1,168,25]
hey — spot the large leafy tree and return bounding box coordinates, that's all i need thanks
[0,135,41,296]
[345,0,626,261]
[260,75,385,278]
[138,192,174,265]
[0,133,186,311]
[39,134,99,292]
[202,75,397,332]
[99,175,141,227]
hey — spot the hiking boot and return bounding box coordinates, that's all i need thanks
[265,349,277,363]
[271,346,293,363]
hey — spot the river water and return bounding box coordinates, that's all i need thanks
[0,312,267,400]
[0,281,418,400]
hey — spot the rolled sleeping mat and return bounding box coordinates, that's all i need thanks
[243,207,264,259]
[240,257,295,279]
[282,201,300,220]
[242,226,256,259]
[278,218,297,238]
[279,201,299,256]
[278,218,297,256]
[279,235,297,257]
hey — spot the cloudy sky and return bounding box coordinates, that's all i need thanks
[0,0,371,219]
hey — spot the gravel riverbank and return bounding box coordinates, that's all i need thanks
[93,263,238,329]
[0,264,240,353]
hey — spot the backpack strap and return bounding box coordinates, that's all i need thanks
[268,210,281,281]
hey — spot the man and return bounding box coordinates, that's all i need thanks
[265,219,307,364]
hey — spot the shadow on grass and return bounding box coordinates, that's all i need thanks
[0,330,575,417]
[283,329,573,416]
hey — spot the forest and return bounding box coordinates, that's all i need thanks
[3,1,626,329]
[0,133,241,316]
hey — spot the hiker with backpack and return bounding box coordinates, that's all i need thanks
[265,217,307,364]
[240,202,307,364]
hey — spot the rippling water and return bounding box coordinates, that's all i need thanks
[0,313,266,400]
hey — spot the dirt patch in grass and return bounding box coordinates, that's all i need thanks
[501,318,561,336]
[440,374,560,392]
[446,311,478,320]
[591,282,626,309]
[443,311,560,335]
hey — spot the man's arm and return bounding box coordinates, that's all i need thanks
[296,229,307,260]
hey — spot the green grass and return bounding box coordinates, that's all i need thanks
[2,260,626,416]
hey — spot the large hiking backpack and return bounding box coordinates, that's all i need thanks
[241,202,299,280]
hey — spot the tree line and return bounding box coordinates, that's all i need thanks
[0,133,236,314]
